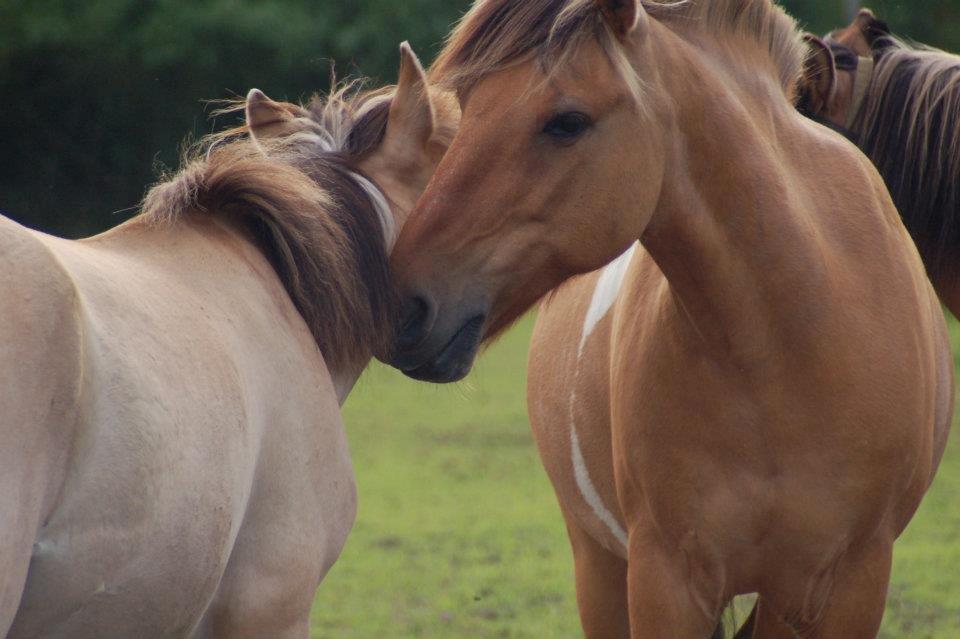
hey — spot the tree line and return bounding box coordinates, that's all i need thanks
[2,0,956,237]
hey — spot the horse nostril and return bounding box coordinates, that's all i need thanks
[397,294,432,350]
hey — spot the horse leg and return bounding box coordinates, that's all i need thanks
[796,537,892,639]
[745,598,799,639]
[563,513,631,638]
[732,600,757,639]
[198,519,324,639]
[626,528,724,639]
[199,421,356,639]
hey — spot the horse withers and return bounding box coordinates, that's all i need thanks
[388,1,952,637]
[801,8,960,317]
[0,44,456,639]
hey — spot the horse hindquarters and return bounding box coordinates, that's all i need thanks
[0,221,80,635]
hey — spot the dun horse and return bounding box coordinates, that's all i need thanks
[388,1,952,637]
[1,45,455,638]
[800,8,960,316]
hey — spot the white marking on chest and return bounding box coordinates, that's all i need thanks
[579,243,638,356]
[568,243,638,552]
[569,393,629,550]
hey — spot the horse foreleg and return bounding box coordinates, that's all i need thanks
[625,527,725,639]
[795,537,892,639]
[563,513,631,638]
[742,598,799,639]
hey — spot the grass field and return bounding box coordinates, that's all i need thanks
[311,314,960,638]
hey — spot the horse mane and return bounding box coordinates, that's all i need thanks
[851,38,960,276]
[141,82,397,370]
[431,0,804,99]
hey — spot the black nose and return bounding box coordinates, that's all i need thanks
[396,293,433,352]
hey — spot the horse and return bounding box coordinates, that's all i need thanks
[386,1,953,637]
[0,43,456,639]
[799,8,960,317]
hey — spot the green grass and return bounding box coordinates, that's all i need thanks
[311,314,960,638]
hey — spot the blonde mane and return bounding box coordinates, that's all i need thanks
[141,83,398,369]
[431,0,804,98]
[850,37,960,275]
[660,0,804,92]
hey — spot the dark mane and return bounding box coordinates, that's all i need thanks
[852,39,960,276]
[141,84,396,369]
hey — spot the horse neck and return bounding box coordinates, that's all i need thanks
[639,30,820,368]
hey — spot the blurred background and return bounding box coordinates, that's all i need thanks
[2,0,958,238]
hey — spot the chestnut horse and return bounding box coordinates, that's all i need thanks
[800,8,960,317]
[388,1,952,637]
[1,44,455,639]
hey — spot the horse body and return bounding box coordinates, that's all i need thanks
[528,84,952,635]
[1,43,452,638]
[390,1,951,636]
[4,216,352,638]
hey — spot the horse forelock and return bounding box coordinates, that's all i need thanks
[853,39,960,275]
[430,0,639,97]
[141,84,398,370]
[431,0,803,100]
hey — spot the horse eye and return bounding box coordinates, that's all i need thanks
[543,111,592,140]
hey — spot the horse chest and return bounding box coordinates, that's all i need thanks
[608,343,924,557]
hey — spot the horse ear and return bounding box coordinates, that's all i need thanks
[245,88,310,146]
[857,8,889,33]
[384,42,435,151]
[596,0,648,38]
[857,8,891,47]
[800,35,837,115]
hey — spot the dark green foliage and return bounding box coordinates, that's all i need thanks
[2,1,959,237]
[0,0,465,237]
[783,0,960,51]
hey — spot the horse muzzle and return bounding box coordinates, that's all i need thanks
[388,291,487,383]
